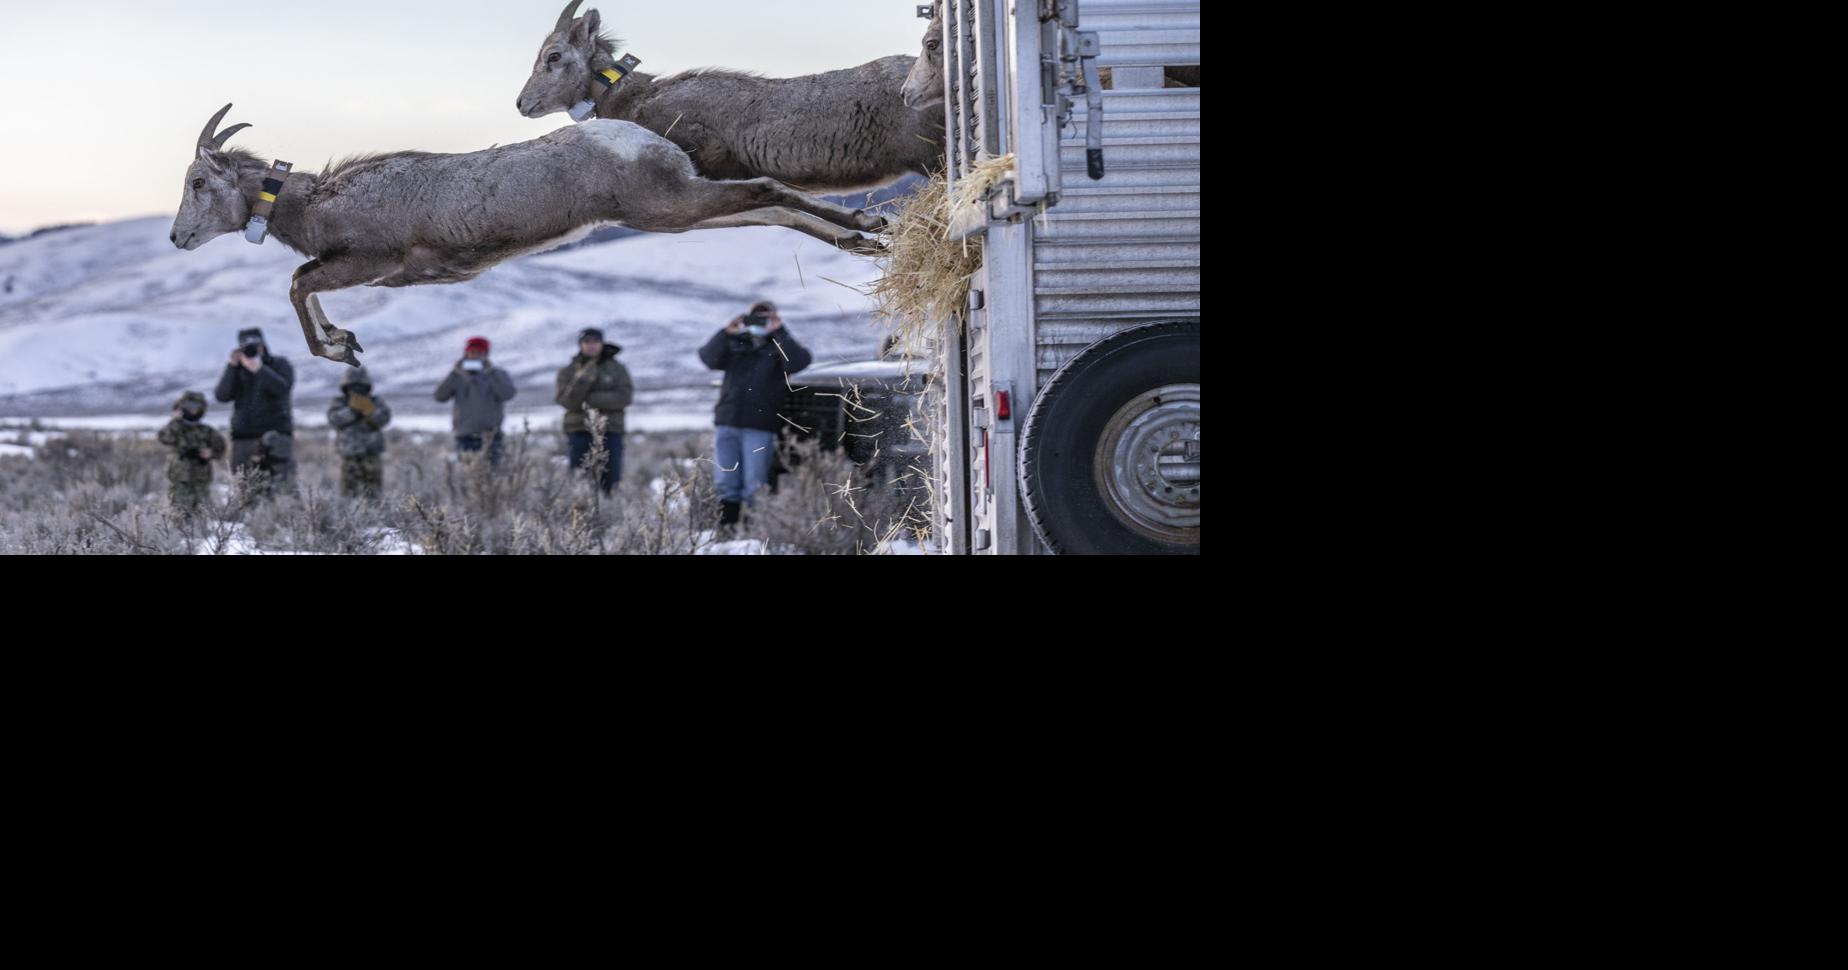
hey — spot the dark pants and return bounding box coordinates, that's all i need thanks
[341,454,384,498]
[456,432,505,465]
[230,437,294,495]
[568,432,625,493]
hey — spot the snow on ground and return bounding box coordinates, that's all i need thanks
[0,443,34,460]
[368,529,423,557]
[697,539,773,556]
[184,523,423,557]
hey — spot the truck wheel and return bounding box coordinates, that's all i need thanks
[1022,322,1199,555]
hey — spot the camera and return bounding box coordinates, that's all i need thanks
[241,343,263,359]
[462,359,486,373]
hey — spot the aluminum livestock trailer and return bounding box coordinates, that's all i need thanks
[926,0,1200,554]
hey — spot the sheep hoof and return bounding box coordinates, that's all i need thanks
[329,328,366,354]
[315,342,363,367]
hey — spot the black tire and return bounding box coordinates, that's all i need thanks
[1021,321,1200,555]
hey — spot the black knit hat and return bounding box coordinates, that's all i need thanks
[173,391,208,419]
[578,328,605,343]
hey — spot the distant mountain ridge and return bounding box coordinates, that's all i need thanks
[0,224,89,251]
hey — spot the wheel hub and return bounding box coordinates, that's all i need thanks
[1094,383,1200,544]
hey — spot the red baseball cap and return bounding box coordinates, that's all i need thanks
[465,337,491,355]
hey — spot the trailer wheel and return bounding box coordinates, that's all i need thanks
[1022,321,1199,555]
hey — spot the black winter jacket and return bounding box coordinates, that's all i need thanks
[214,355,295,439]
[699,327,813,432]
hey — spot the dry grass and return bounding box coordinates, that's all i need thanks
[0,425,929,556]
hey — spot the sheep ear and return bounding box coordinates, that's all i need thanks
[570,9,600,48]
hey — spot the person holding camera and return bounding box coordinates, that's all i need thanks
[556,327,634,494]
[214,327,296,494]
[699,300,812,526]
[434,336,518,463]
[327,366,393,498]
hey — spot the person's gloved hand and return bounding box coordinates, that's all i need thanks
[348,394,376,418]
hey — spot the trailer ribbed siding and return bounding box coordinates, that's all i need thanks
[1032,1,1200,388]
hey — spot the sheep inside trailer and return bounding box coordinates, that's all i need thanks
[921,0,1200,555]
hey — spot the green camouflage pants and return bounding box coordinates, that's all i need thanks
[341,454,384,498]
[169,480,210,513]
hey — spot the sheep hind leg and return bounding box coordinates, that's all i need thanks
[638,177,886,237]
[737,180,890,234]
[682,208,885,254]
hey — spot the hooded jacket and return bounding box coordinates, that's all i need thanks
[214,352,295,439]
[555,344,635,435]
[699,327,812,433]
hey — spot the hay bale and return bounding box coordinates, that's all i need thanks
[870,155,1015,346]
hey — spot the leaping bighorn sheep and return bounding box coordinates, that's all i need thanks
[170,104,887,366]
[517,1,945,198]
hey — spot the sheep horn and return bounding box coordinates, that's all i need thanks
[555,0,584,34]
[211,123,252,150]
[198,103,233,150]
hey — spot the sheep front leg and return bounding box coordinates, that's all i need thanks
[289,258,394,365]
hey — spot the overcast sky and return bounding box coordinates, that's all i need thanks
[0,0,929,234]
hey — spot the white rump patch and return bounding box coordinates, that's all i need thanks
[574,119,668,163]
[525,222,602,258]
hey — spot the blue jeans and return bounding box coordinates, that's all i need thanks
[714,426,777,505]
[456,432,504,465]
[568,432,625,493]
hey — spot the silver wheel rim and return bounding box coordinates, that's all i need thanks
[1094,383,1200,545]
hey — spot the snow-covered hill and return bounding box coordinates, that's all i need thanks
[0,216,887,416]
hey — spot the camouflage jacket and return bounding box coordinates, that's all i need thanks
[158,418,227,484]
[327,393,392,459]
[555,349,634,434]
